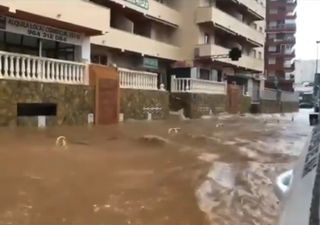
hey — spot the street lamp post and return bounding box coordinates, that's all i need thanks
[316,41,320,74]
[315,41,320,115]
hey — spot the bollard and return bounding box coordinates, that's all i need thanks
[147,112,152,121]
[38,116,46,128]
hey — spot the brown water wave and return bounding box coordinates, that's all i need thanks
[0,112,312,225]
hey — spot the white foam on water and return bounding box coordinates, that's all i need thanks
[207,162,235,189]
[198,153,220,163]
[196,109,313,225]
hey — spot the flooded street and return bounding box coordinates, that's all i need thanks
[0,110,313,225]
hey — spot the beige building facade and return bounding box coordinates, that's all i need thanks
[0,0,266,83]
[88,0,266,88]
[0,0,268,125]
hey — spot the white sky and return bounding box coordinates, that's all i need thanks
[296,0,320,60]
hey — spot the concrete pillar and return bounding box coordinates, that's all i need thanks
[81,37,91,63]
[247,78,254,97]
[191,67,198,79]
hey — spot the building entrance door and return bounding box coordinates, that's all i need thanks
[89,65,119,125]
[227,83,241,114]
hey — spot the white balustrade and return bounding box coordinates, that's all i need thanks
[281,91,299,102]
[261,88,299,102]
[119,68,159,90]
[261,88,278,101]
[0,51,86,85]
[171,76,226,95]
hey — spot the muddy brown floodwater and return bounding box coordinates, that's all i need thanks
[0,111,313,225]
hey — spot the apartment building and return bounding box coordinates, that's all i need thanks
[89,0,181,88]
[265,0,297,84]
[88,0,266,95]
[0,0,268,125]
[171,0,265,97]
[0,0,266,89]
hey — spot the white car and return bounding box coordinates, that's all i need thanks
[276,126,320,225]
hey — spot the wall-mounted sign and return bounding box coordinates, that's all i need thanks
[124,0,149,10]
[143,57,158,70]
[0,16,83,45]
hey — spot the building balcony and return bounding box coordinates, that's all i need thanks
[267,36,296,44]
[91,28,181,61]
[284,61,295,72]
[196,7,264,47]
[197,44,264,72]
[0,0,109,33]
[216,0,265,20]
[266,24,296,33]
[106,0,181,27]
[238,0,265,19]
[269,0,297,8]
[284,61,293,68]
[268,12,297,20]
[268,50,296,58]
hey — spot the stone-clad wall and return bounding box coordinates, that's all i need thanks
[240,96,252,113]
[0,80,94,126]
[170,93,226,118]
[260,100,299,113]
[120,89,169,120]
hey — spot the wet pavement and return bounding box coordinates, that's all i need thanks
[0,109,313,225]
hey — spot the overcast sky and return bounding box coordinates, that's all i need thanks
[296,0,320,60]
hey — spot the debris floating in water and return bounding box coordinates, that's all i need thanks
[55,136,67,149]
[138,135,170,146]
[168,127,181,135]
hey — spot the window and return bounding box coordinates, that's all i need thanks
[199,69,210,80]
[253,23,258,30]
[268,57,276,64]
[269,21,277,28]
[268,34,276,39]
[268,46,277,52]
[258,52,262,59]
[269,9,278,14]
[42,40,75,61]
[91,55,108,65]
[252,49,257,58]
[204,33,210,44]
[259,26,263,33]
[268,70,276,77]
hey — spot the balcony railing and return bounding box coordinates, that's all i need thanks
[238,0,265,19]
[267,24,296,30]
[107,0,181,26]
[0,51,87,85]
[92,28,181,61]
[197,44,264,72]
[196,7,264,46]
[284,61,294,68]
[171,76,227,95]
[281,91,299,102]
[261,88,277,101]
[119,68,159,90]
